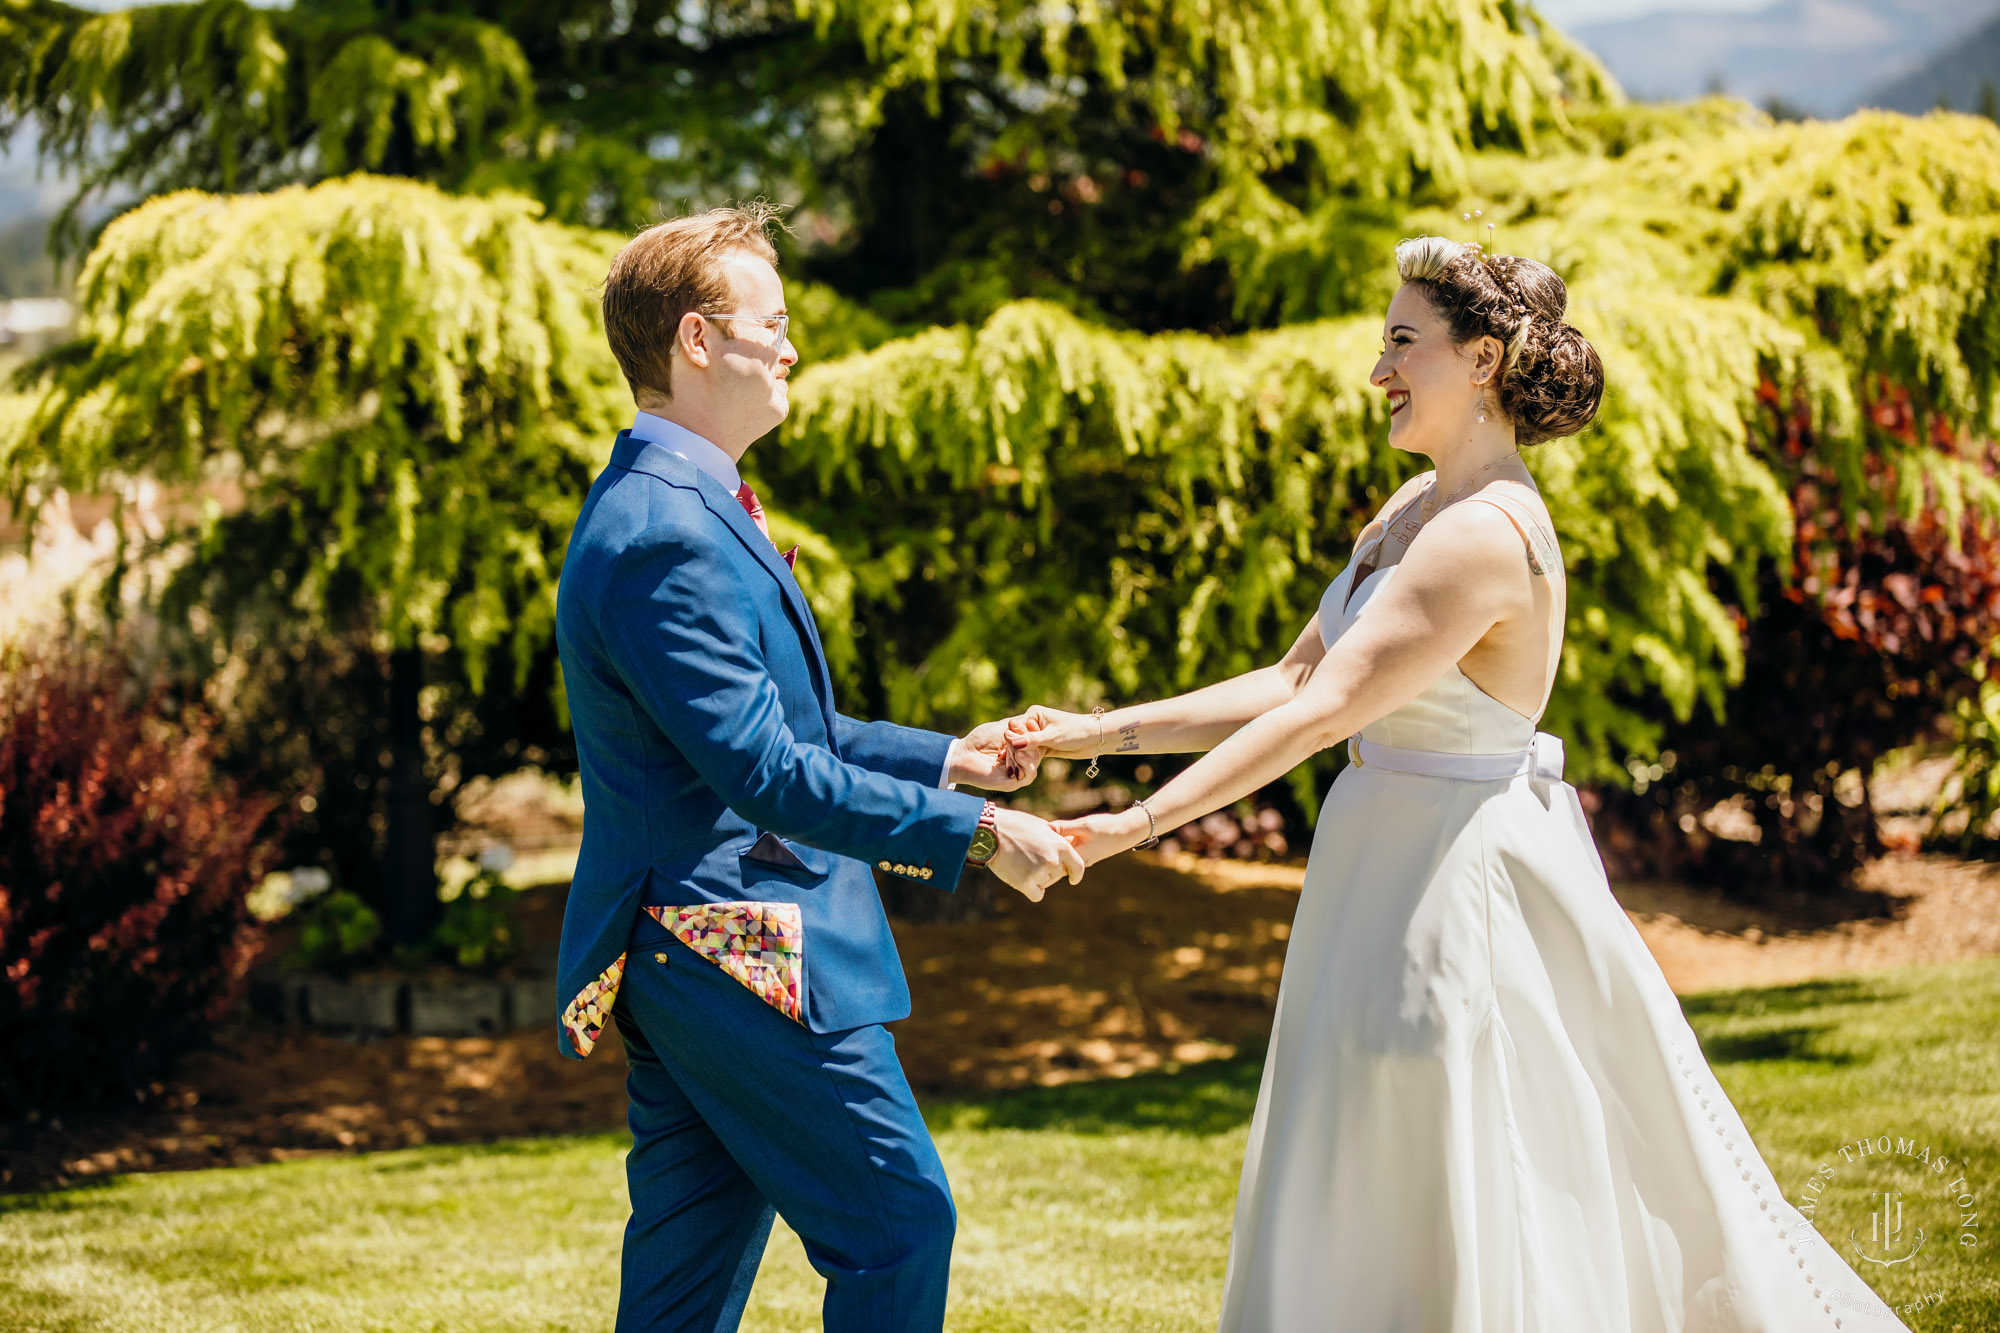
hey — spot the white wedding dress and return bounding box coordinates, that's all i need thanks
[1217,485,1911,1332]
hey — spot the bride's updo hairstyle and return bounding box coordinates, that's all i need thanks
[1393,236,1603,446]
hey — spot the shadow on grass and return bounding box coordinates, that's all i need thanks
[932,1054,1266,1137]
[1695,1023,1866,1068]
[933,976,1903,1137]
[348,1134,617,1174]
[0,1171,125,1211]
[1680,977,1898,1020]
[0,1130,626,1206]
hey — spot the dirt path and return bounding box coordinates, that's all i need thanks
[1616,853,2000,992]
[8,848,1999,1192]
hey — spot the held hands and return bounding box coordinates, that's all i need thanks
[950,710,1084,902]
[986,807,1086,902]
[952,705,1097,791]
[1050,806,1152,869]
[963,703,1151,874]
[948,718,1042,792]
[1002,706,1100,764]
[952,704,1096,788]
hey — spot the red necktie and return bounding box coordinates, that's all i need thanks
[735,481,798,571]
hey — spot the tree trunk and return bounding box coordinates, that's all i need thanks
[382,646,438,947]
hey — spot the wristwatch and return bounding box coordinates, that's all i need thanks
[966,800,1000,866]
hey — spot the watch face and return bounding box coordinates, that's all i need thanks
[968,826,1000,863]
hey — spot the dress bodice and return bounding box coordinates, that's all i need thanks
[1318,487,1558,757]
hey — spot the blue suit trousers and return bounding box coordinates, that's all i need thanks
[612,920,955,1332]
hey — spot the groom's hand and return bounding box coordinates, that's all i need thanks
[986,808,1086,902]
[949,718,1041,791]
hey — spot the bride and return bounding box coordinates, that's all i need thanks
[1012,237,1912,1331]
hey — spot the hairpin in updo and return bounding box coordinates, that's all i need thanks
[1463,209,1495,257]
[1462,209,1530,321]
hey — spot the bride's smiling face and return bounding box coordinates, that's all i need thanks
[1370,284,1500,453]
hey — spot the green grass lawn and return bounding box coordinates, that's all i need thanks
[5,958,2000,1332]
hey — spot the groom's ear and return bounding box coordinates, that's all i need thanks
[675,312,713,372]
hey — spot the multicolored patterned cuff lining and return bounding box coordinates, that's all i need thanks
[645,901,805,1024]
[560,953,627,1057]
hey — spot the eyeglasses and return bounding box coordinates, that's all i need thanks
[698,310,790,351]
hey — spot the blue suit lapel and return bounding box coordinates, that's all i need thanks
[612,434,839,742]
[695,486,840,736]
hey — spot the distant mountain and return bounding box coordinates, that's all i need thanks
[0,215,59,301]
[1862,8,2000,112]
[0,142,62,299]
[1572,0,1999,116]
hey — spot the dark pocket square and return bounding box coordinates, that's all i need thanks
[743,831,810,870]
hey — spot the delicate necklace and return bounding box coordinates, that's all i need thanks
[1387,451,1523,546]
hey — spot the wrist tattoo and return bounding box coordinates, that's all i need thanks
[1115,721,1141,754]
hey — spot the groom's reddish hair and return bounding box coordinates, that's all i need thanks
[602,203,782,400]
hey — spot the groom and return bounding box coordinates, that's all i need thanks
[554,204,1084,1332]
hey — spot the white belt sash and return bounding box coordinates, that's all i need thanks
[1346,731,1566,786]
[1344,730,1606,880]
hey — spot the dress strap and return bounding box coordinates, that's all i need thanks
[1461,490,1560,576]
[1354,478,1430,561]
[1342,478,1432,614]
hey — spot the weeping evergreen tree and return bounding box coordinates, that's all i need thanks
[3,179,626,934]
[5,0,1999,898]
[767,109,2000,886]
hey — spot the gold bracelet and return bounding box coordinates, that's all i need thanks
[1086,704,1106,780]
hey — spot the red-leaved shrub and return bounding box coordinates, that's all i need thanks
[1591,382,2000,893]
[0,651,286,1116]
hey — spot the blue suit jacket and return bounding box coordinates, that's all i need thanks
[552,432,987,1057]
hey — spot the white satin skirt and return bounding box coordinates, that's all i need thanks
[1216,737,1912,1332]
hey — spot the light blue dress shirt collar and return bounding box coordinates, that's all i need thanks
[630,411,742,494]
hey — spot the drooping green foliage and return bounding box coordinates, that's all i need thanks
[769,277,1795,793]
[771,114,2000,799]
[1,0,535,253]
[797,0,1606,199]
[8,177,624,690]
[6,0,2000,886]
[3,0,1607,309]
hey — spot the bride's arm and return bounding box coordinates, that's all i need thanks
[1015,476,1433,761]
[1054,502,1529,860]
[1016,616,1327,760]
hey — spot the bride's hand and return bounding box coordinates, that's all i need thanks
[1050,808,1151,868]
[1005,705,1099,763]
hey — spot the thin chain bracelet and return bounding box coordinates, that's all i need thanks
[1134,798,1159,849]
[1086,704,1106,779]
